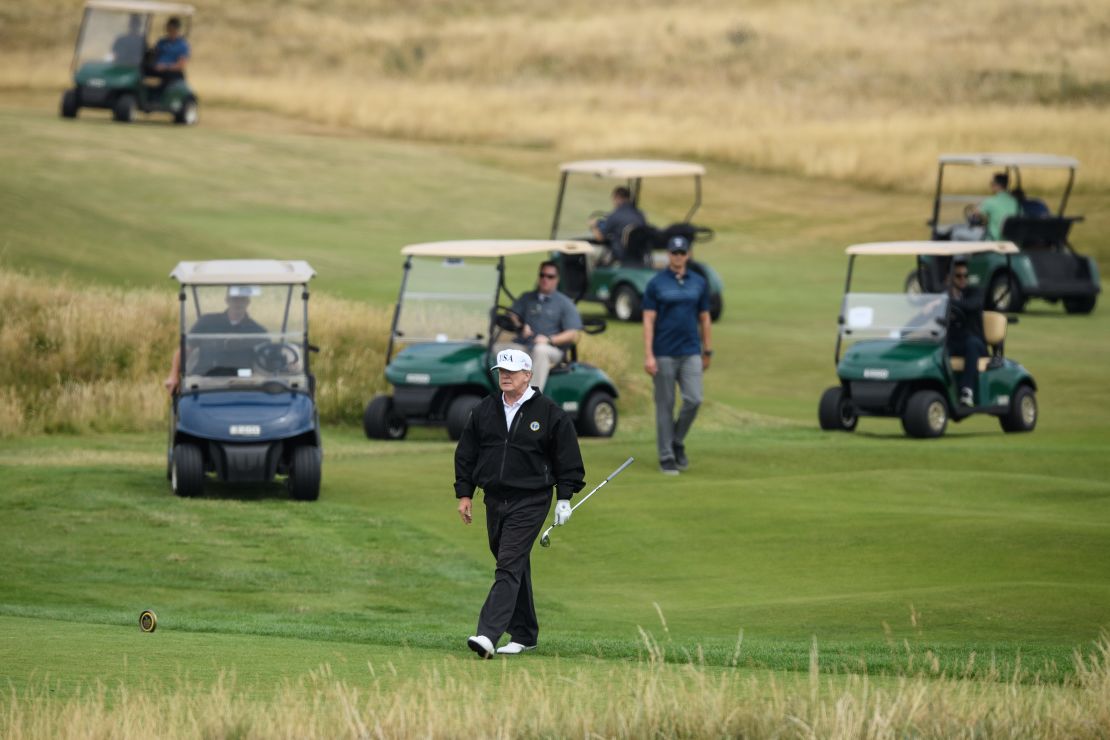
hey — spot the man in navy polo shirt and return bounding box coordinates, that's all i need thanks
[642,235,713,475]
[151,17,190,92]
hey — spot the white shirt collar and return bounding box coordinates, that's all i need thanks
[502,386,536,429]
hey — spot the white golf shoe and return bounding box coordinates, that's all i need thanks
[495,642,536,655]
[467,635,495,659]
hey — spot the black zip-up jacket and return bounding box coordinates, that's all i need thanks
[454,389,585,501]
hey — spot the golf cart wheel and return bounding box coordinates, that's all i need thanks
[447,394,482,441]
[999,385,1037,433]
[709,293,724,322]
[904,270,924,295]
[112,94,137,123]
[363,394,407,440]
[288,445,322,501]
[818,386,857,432]
[987,271,1026,313]
[901,390,949,438]
[60,89,79,119]
[579,392,618,437]
[171,443,204,498]
[1063,295,1096,315]
[174,96,198,126]
[610,285,642,322]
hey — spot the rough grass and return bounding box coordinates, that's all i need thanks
[2,0,1108,190]
[4,633,1109,739]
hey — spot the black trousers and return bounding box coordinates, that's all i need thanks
[476,489,551,647]
[950,333,987,397]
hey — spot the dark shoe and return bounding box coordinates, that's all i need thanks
[960,387,975,407]
[673,443,688,471]
[467,635,495,659]
[659,459,680,476]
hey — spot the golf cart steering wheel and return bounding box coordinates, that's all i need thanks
[963,203,984,227]
[493,306,524,333]
[254,342,300,373]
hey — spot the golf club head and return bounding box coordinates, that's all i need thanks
[540,530,551,547]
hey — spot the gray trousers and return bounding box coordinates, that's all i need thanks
[653,354,703,463]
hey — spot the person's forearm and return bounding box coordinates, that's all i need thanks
[642,312,655,358]
[699,312,712,353]
[548,328,579,346]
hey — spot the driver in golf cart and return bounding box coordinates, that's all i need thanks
[953,172,1020,242]
[150,17,190,92]
[163,286,268,394]
[111,14,146,65]
[589,186,648,263]
[501,260,584,392]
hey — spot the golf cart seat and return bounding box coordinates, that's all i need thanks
[621,224,659,266]
[1001,216,1076,249]
[950,311,1007,372]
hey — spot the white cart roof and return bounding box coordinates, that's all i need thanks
[86,0,195,14]
[938,153,1078,169]
[401,240,594,258]
[846,241,1019,256]
[170,260,315,284]
[559,159,706,178]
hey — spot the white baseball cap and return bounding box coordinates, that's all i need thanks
[491,348,532,372]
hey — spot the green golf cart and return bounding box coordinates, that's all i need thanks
[821,241,1038,438]
[913,153,1100,314]
[60,0,198,125]
[548,159,725,322]
[363,240,620,441]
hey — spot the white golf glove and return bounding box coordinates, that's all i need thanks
[554,500,572,526]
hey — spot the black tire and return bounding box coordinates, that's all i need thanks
[987,271,1026,313]
[288,445,322,501]
[904,270,924,295]
[610,284,642,322]
[1063,295,1096,315]
[174,96,198,125]
[578,392,618,437]
[112,93,136,123]
[447,394,482,441]
[363,394,407,440]
[709,293,723,322]
[901,390,949,438]
[60,89,79,118]
[999,385,1037,433]
[171,443,204,498]
[818,386,857,432]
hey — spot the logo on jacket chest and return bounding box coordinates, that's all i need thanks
[529,421,541,432]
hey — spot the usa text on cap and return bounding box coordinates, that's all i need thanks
[491,348,533,372]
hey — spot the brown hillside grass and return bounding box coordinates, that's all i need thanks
[2,0,1108,190]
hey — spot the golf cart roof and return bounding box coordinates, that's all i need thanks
[938,153,1078,169]
[559,160,706,178]
[170,260,315,285]
[846,241,1019,256]
[85,0,196,14]
[401,240,594,258]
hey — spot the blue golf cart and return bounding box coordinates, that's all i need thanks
[167,260,322,500]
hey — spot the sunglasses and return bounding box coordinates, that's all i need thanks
[953,272,969,279]
[538,272,558,279]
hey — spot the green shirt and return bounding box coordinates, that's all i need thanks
[979,191,1019,240]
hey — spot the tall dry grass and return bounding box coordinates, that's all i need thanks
[0,269,643,436]
[4,633,1109,738]
[3,0,1108,190]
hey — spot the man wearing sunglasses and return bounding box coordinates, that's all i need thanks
[947,257,987,407]
[503,261,584,391]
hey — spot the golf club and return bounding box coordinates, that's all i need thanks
[540,456,634,547]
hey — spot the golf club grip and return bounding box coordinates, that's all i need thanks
[606,457,635,481]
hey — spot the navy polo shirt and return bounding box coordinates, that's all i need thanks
[154,36,190,67]
[642,268,709,357]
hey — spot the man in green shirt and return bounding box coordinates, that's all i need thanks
[971,172,1020,241]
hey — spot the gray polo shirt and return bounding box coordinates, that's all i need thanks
[511,290,583,341]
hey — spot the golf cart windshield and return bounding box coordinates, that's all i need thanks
[395,257,499,344]
[76,8,149,66]
[841,293,949,342]
[181,284,308,392]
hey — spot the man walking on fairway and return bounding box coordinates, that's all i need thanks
[642,235,713,475]
[454,348,585,658]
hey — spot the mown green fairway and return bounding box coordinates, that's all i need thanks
[1,97,1109,705]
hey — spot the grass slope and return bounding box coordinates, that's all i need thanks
[1,99,1109,706]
